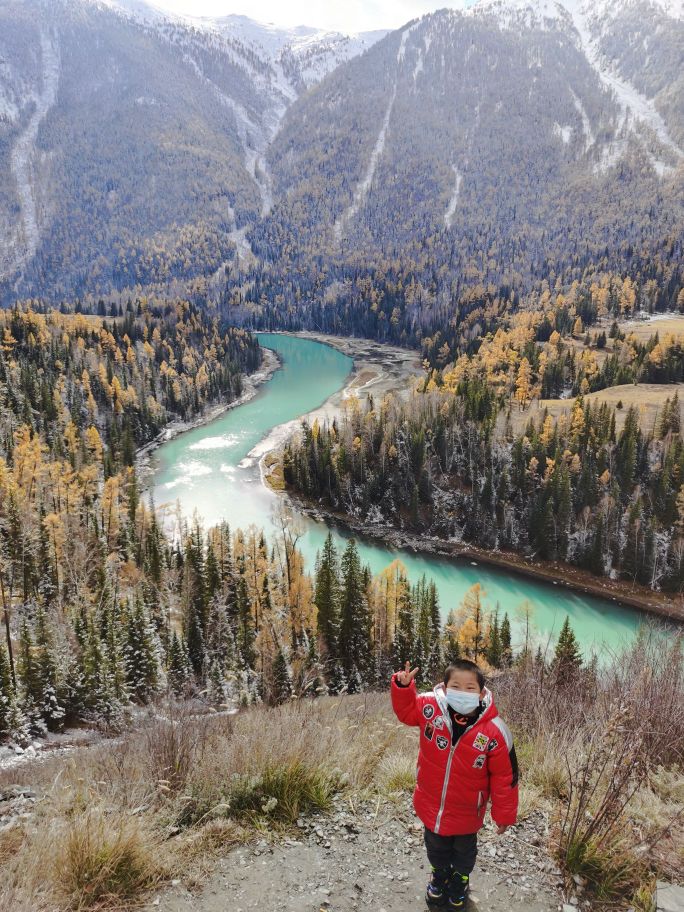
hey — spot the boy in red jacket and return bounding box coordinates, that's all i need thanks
[391,659,519,909]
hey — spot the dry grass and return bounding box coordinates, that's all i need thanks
[0,631,680,911]
[0,824,25,864]
[53,810,167,910]
[504,382,684,436]
[376,751,417,793]
[619,314,684,342]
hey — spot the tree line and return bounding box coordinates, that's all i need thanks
[283,382,684,592]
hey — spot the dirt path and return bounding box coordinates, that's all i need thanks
[147,797,563,912]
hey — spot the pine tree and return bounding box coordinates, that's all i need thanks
[78,616,125,725]
[425,581,443,679]
[314,532,340,658]
[184,525,207,677]
[393,574,416,668]
[123,596,160,703]
[272,647,292,704]
[167,630,191,696]
[338,540,371,692]
[34,606,65,731]
[17,616,42,723]
[500,613,513,667]
[0,640,13,738]
[235,561,256,670]
[552,616,583,684]
[443,611,461,664]
[486,609,503,668]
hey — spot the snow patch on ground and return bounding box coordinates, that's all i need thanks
[334,25,418,242]
[553,122,573,143]
[444,165,464,228]
[7,31,60,276]
[570,88,595,150]
[566,1,683,173]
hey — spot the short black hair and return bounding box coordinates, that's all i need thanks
[444,660,485,690]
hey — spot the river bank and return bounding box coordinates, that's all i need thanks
[253,332,424,479]
[281,490,684,624]
[135,346,280,488]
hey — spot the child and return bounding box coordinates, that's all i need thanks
[391,659,519,909]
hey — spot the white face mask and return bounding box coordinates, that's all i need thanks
[445,688,481,715]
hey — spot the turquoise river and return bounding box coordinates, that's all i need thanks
[150,333,647,655]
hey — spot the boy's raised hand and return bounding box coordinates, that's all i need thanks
[396,661,420,686]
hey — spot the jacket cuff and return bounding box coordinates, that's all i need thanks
[492,811,518,827]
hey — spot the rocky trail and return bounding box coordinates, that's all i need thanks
[147,796,566,912]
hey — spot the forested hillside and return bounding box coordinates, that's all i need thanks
[282,273,684,592]
[235,1,684,342]
[0,302,554,747]
[0,0,382,303]
[2,0,683,323]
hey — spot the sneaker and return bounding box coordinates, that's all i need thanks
[425,866,451,905]
[447,872,470,909]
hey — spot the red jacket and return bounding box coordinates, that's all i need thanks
[391,675,518,835]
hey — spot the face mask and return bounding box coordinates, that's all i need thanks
[445,688,481,715]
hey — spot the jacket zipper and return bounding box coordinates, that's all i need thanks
[434,743,456,833]
[433,717,483,834]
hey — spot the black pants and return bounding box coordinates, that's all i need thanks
[424,827,478,875]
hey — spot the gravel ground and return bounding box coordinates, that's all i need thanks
[147,796,565,912]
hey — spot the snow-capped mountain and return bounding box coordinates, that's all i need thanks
[0,0,385,298]
[0,0,682,304]
[254,0,683,303]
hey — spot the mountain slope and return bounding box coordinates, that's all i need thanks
[0,0,682,307]
[249,0,683,315]
[0,0,383,302]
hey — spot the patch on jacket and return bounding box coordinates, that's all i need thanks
[473,754,486,769]
[422,704,435,720]
[433,716,445,730]
[424,721,434,741]
[436,734,449,750]
[487,738,498,752]
[473,733,490,751]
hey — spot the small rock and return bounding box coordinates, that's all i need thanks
[657,882,684,912]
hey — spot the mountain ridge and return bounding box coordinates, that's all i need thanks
[0,0,682,305]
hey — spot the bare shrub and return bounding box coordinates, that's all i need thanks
[141,698,229,794]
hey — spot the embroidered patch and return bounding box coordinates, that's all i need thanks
[433,716,445,730]
[473,733,490,751]
[424,721,434,741]
[436,734,449,750]
[422,704,435,720]
[487,738,499,752]
[473,754,486,769]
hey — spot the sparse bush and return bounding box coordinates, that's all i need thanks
[376,751,416,793]
[54,809,165,909]
[563,831,644,902]
[141,700,217,794]
[227,760,339,823]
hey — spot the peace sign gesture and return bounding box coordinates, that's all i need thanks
[396,661,420,686]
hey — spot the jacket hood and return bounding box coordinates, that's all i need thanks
[433,683,496,724]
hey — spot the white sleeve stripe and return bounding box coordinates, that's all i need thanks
[492,716,513,750]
